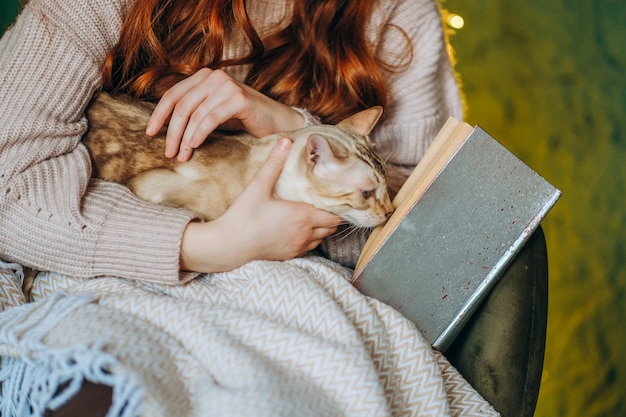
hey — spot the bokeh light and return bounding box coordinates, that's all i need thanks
[447,14,465,30]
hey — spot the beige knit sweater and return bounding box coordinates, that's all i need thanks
[0,0,462,284]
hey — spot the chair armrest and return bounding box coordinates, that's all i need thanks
[444,226,548,417]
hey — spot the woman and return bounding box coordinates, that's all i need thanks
[0,0,461,280]
[0,1,495,416]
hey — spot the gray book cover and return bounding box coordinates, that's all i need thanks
[352,125,561,350]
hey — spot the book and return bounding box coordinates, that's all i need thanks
[352,117,561,351]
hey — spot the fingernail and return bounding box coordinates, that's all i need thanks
[177,147,192,162]
[277,137,293,151]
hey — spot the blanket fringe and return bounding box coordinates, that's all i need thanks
[0,259,24,287]
[0,292,144,417]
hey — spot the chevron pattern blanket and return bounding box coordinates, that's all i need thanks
[0,257,498,416]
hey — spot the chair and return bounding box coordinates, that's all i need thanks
[445,226,548,417]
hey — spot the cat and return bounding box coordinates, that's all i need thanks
[83,92,393,228]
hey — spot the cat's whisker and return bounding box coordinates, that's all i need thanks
[383,151,396,165]
[332,225,356,240]
[335,224,371,242]
[340,229,359,241]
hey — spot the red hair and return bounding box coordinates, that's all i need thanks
[102,0,400,123]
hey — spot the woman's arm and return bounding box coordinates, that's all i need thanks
[0,0,198,283]
[180,138,341,273]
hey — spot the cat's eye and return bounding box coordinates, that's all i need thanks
[361,189,375,199]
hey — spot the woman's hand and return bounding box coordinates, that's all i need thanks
[179,138,342,273]
[146,68,305,161]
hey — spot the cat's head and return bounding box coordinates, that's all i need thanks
[281,107,394,228]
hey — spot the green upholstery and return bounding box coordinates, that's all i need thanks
[445,227,548,417]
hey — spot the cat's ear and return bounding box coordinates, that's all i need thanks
[306,134,342,174]
[336,106,383,136]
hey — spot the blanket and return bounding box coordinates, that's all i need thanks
[0,257,498,416]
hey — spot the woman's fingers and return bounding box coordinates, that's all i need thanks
[147,68,216,158]
[250,138,342,232]
[146,67,305,162]
[248,137,293,193]
[311,210,344,230]
[224,139,341,261]
[147,69,250,161]
[180,138,343,273]
[178,89,248,160]
[146,69,204,134]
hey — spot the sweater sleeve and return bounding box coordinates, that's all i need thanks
[321,0,463,268]
[0,0,196,284]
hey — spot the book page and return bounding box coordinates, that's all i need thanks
[392,118,463,206]
[354,118,473,277]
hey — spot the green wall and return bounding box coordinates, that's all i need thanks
[0,0,18,34]
[443,1,626,416]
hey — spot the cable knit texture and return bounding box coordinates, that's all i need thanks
[0,0,462,281]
